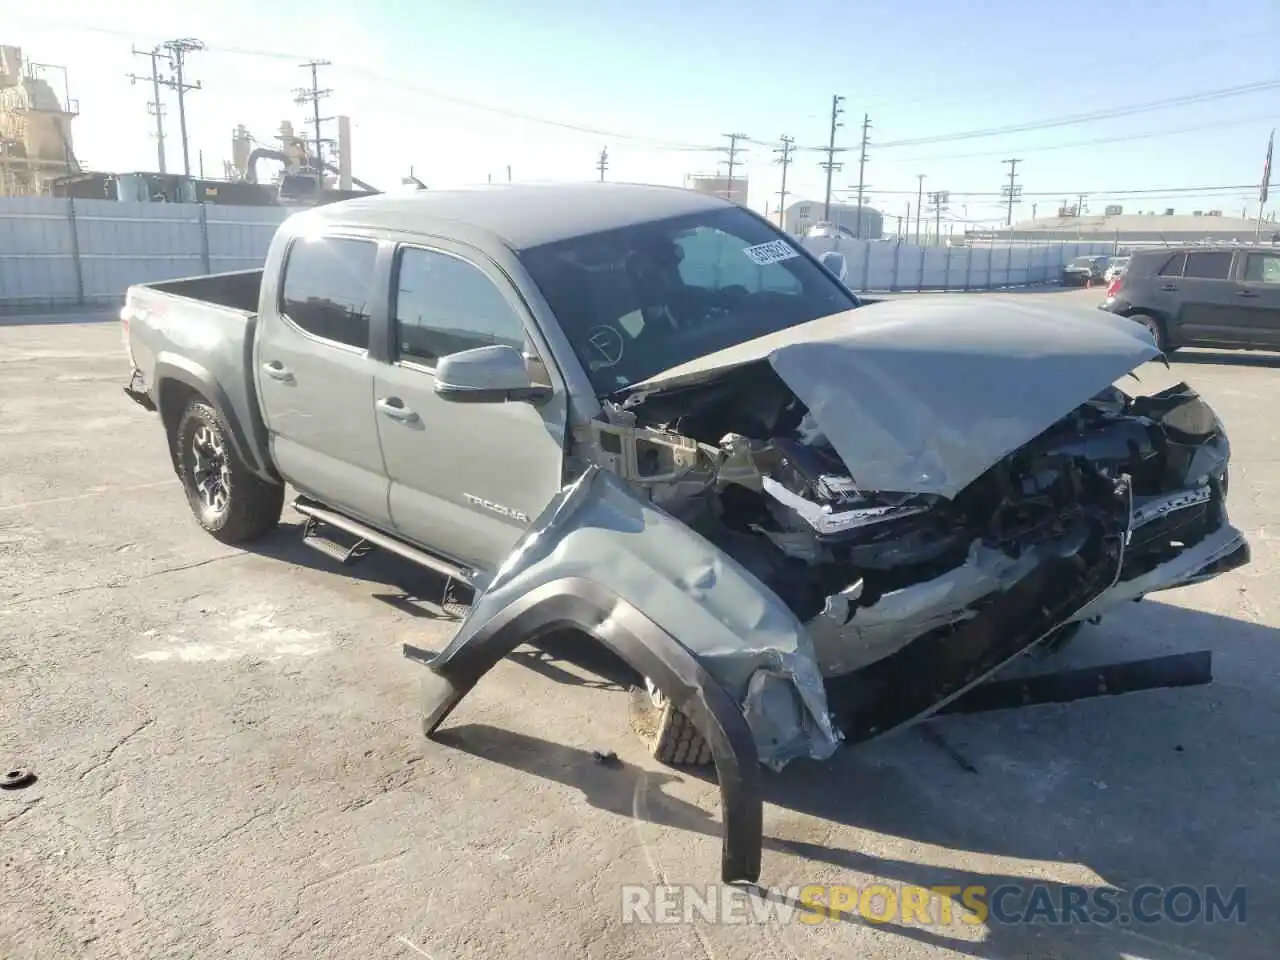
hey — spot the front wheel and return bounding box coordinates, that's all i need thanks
[627,678,713,767]
[175,399,283,544]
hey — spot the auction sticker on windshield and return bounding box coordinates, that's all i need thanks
[742,239,800,266]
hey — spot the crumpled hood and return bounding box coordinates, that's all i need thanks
[634,296,1161,499]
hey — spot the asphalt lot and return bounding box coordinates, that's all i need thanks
[2,288,1278,959]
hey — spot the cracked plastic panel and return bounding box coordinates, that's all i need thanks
[435,465,841,770]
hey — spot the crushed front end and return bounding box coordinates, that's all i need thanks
[596,364,1246,752]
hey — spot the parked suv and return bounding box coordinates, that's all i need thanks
[1062,255,1108,286]
[1099,245,1280,352]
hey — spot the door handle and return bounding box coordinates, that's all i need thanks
[1159,284,1178,292]
[261,361,294,382]
[376,397,419,422]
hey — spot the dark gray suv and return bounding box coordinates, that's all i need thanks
[1099,245,1280,352]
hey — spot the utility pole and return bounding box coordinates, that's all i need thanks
[928,190,949,247]
[1076,193,1087,217]
[596,147,609,181]
[1001,158,1022,226]
[914,174,926,244]
[719,133,748,202]
[295,60,334,184]
[157,39,204,178]
[774,135,795,228]
[853,113,871,238]
[819,94,846,221]
[128,46,168,174]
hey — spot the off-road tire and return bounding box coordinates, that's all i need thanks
[174,399,283,544]
[628,684,713,766]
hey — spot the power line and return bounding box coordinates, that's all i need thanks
[156,39,204,178]
[819,94,846,221]
[845,182,1262,199]
[873,79,1280,149]
[891,114,1276,164]
[1002,158,1022,226]
[126,46,167,174]
[774,135,795,225]
[295,60,335,180]
[596,146,609,182]
[6,10,1276,159]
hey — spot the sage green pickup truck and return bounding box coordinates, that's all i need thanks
[121,183,1248,883]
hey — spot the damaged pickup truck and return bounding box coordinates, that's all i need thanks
[122,183,1249,883]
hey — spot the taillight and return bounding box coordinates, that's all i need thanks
[120,305,137,367]
[1105,275,1122,299]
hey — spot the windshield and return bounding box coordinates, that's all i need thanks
[518,206,858,395]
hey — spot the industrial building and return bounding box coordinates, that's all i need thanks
[781,200,883,239]
[972,210,1280,245]
[684,173,748,205]
[0,45,79,196]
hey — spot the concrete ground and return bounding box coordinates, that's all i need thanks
[2,289,1277,959]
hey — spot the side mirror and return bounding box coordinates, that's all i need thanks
[818,250,849,283]
[433,344,551,404]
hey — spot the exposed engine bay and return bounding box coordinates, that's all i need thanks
[584,361,1241,683]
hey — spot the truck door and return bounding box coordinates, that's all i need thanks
[255,234,392,528]
[372,242,567,571]
[1173,250,1235,345]
[1234,250,1280,348]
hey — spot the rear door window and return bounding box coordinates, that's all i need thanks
[1182,252,1232,280]
[1242,253,1280,284]
[279,236,377,349]
[1158,253,1186,277]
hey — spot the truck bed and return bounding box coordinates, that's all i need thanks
[143,268,264,315]
[123,267,274,480]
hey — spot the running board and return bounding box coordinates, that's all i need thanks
[300,515,373,564]
[292,497,476,585]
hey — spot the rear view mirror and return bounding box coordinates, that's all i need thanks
[434,344,551,404]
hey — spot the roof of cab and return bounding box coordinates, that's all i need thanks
[296,182,735,251]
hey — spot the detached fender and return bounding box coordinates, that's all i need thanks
[153,353,275,481]
[407,466,843,883]
[411,577,764,884]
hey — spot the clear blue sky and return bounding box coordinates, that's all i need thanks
[5,0,1278,226]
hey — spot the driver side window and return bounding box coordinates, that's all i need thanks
[675,227,802,295]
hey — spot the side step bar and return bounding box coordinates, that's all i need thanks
[292,497,476,585]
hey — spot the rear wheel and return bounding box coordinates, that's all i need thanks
[174,399,283,544]
[627,677,713,767]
